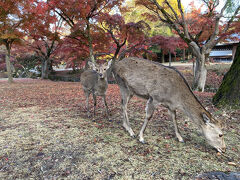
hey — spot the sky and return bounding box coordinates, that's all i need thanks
[181,0,206,11]
[181,0,230,12]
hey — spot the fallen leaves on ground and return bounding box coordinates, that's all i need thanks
[0,66,239,179]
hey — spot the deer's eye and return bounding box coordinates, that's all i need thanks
[219,134,223,137]
[96,69,98,71]
[104,68,106,70]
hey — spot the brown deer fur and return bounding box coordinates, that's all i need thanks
[113,57,225,153]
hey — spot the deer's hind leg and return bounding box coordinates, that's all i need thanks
[139,97,155,143]
[119,86,134,137]
[92,92,97,116]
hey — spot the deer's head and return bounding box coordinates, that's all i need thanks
[88,60,112,79]
[200,113,226,153]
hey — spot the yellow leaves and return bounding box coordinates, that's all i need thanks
[0,33,18,40]
[123,0,182,36]
[154,0,182,17]
[0,30,24,48]
[98,54,114,60]
[0,31,24,47]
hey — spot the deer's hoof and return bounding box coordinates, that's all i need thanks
[129,132,135,138]
[179,139,184,143]
[177,136,184,143]
[131,134,136,138]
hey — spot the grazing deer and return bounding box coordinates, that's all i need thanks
[113,57,226,153]
[81,60,112,118]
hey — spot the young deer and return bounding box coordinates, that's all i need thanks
[113,57,226,153]
[81,60,112,118]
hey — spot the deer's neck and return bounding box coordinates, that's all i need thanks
[182,96,207,127]
[95,77,108,95]
[98,77,108,83]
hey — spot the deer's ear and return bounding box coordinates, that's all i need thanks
[202,113,210,124]
[107,59,112,68]
[88,61,96,70]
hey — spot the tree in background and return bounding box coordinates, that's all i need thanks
[0,0,28,83]
[123,0,178,37]
[55,37,89,71]
[99,13,151,63]
[123,0,182,63]
[47,0,124,68]
[23,1,62,79]
[135,0,240,91]
[150,35,187,65]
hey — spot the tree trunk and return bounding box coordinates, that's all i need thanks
[193,54,207,92]
[49,59,53,73]
[5,43,13,83]
[169,51,171,66]
[86,19,95,63]
[183,48,185,61]
[41,58,50,79]
[213,43,240,107]
[161,51,165,63]
[84,58,90,70]
[188,50,192,60]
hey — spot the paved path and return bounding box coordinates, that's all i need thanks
[0,78,35,82]
[162,62,232,67]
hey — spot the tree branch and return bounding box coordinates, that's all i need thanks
[177,0,190,39]
[205,3,240,50]
[164,0,181,24]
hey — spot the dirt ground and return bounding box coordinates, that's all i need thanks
[0,65,239,179]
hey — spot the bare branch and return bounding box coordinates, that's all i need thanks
[221,5,240,34]
[177,0,190,39]
[205,3,240,50]
[150,0,191,43]
[202,0,219,13]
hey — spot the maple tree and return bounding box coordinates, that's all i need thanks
[123,0,188,64]
[123,0,178,37]
[135,0,240,92]
[47,0,124,68]
[0,48,22,74]
[0,0,28,83]
[99,13,151,63]
[22,1,62,79]
[55,37,89,70]
[56,26,112,71]
[150,35,187,63]
[99,12,188,69]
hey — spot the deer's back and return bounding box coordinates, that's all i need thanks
[114,57,193,106]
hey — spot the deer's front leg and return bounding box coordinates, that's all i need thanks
[102,94,110,119]
[168,109,184,142]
